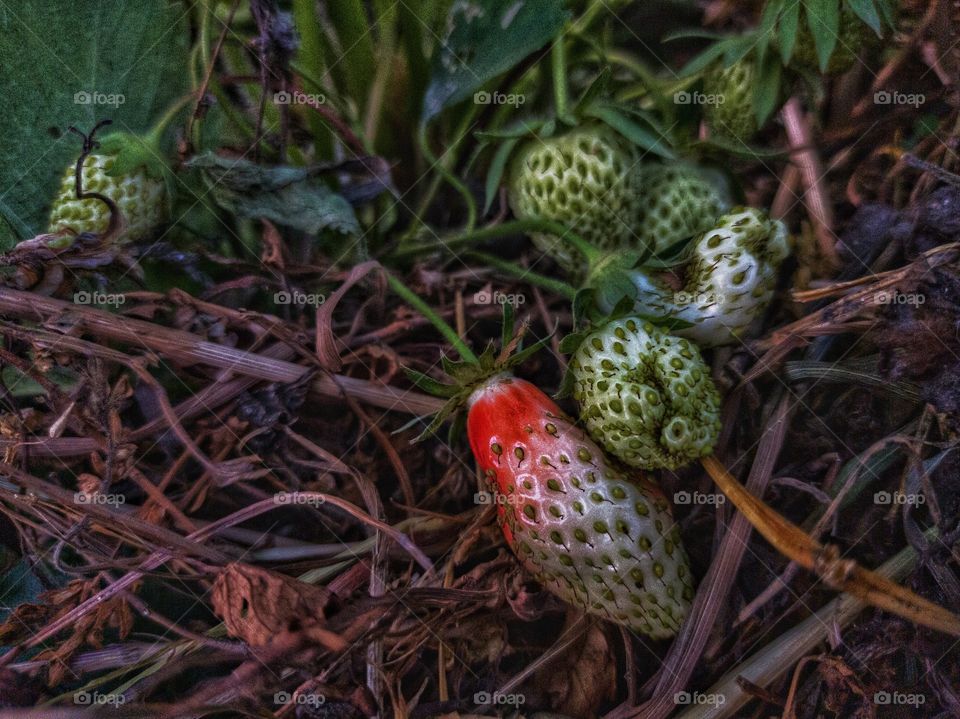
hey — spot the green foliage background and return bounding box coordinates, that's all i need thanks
[0,0,189,248]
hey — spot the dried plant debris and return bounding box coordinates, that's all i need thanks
[0,1,957,718]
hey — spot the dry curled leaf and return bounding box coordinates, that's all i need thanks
[535,622,616,718]
[211,563,346,650]
[314,259,382,371]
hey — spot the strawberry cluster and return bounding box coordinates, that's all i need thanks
[470,113,792,638]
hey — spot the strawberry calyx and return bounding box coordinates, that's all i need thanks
[96,131,169,182]
[406,327,552,440]
[387,278,552,439]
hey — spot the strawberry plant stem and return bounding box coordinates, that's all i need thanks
[384,273,479,363]
[393,219,601,266]
[466,251,577,300]
[417,122,478,231]
[143,94,194,149]
[552,39,569,118]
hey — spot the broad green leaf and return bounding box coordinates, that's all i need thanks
[677,41,728,78]
[558,331,587,355]
[187,154,360,236]
[483,137,518,214]
[603,102,669,136]
[848,0,882,35]
[474,119,546,141]
[876,0,897,27]
[326,0,376,113]
[754,56,782,126]
[722,35,760,66]
[0,0,189,249]
[422,0,569,121]
[778,1,801,64]
[758,0,785,37]
[694,137,790,159]
[805,0,840,73]
[573,67,611,114]
[584,105,674,160]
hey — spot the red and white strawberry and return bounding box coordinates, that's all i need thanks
[467,373,693,638]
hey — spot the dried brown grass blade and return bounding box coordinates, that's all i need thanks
[701,455,960,637]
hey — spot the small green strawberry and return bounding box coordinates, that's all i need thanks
[508,124,642,267]
[47,152,167,244]
[570,317,721,470]
[467,374,693,637]
[634,163,731,258]
[702,59,757,141]
[598,207,790,347]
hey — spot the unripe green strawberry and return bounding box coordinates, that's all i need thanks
[467,374,692,638]
[47,152,167,243]
[789,4,878,75]
[702,60,756,140]
[509,124,642,266]
[570,318,721,470]
[600,207,790,347]
[634,163,730,257]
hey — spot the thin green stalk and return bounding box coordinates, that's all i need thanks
[292,0,334,155]
[467,251,577,300]
[552,38,570,118]
[199,0,212,76]
[327,0,376,112]
[571,0,616,34]
[385,273,478,363]
[413,118,479,233]
[394,218,601,267]
[142,94,194,148]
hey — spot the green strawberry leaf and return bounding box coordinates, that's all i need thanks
[778,1,802,64]
[876,0,898,27]
[572,287,596,328]
[758,0,786,36]
[555,365,576,400]
[607,103,670,137]
[721,35,761,66]
[475,118,548,141]
[677,40,729,78]
[848,0,883,35]
[594,270,639,312]
[558,330,588,356]
[583,105,674,160]
[484,137,519,214]
[422,0,569,122]
[573,67,612,114]
[753,56,783,126]
[0,0,188,249]
[187,153,360,236]
[694,137,789,159]
[805,0,840,73]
